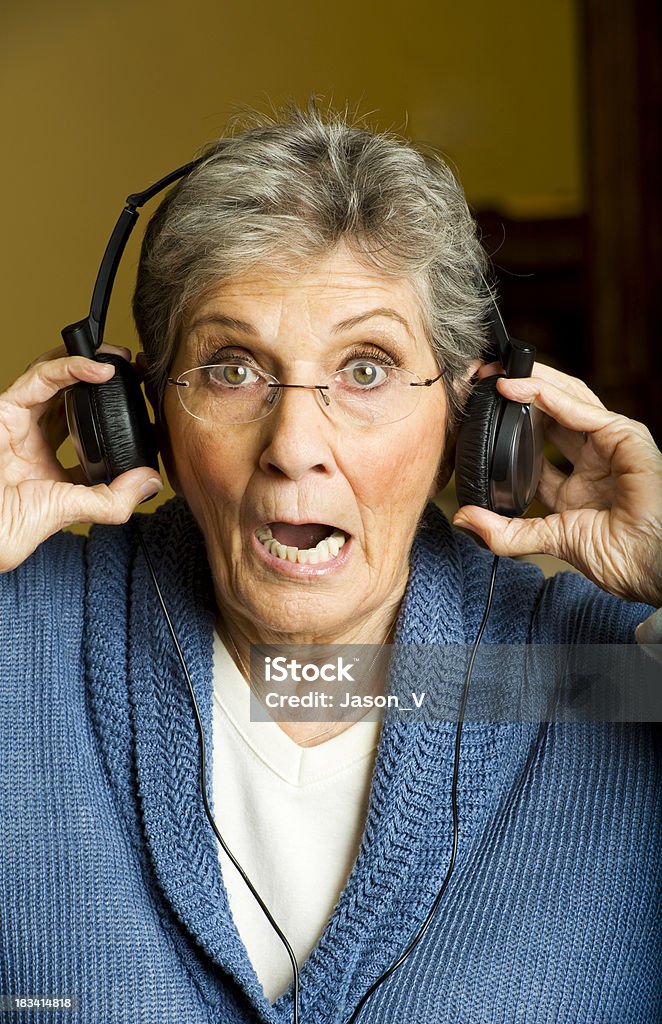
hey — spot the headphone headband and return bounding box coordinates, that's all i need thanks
[62,156,534,379]
[62,158,205,359]
[480,276,535,376]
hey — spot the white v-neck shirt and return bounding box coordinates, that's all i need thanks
[211,635,383,1002]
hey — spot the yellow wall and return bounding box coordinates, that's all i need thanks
[0,0,582,449]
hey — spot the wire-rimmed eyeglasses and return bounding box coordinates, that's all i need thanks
[165,360,446,427]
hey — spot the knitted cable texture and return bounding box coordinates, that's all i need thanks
[0,498,659,1024]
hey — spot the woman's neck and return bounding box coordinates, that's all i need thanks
[215,597,400,665]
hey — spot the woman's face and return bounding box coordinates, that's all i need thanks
[163,244,458,642]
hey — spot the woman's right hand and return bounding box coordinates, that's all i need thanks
[0,345,163,573]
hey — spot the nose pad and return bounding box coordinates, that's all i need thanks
[266,384,332,417]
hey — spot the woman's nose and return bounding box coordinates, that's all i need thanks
[258,385,336,481]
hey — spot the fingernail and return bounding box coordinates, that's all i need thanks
[139,477,163,501]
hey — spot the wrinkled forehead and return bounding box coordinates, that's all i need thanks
[174,247,434,367]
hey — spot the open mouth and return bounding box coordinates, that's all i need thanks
[255,522,348,565]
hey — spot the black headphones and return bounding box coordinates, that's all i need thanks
[62,159,543,518]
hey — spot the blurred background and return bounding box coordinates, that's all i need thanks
[1,0,660,567]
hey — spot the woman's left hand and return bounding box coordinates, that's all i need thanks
[452,363,662,607]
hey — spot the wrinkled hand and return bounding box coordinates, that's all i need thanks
[0,345,163,573]
[453,363,662,607]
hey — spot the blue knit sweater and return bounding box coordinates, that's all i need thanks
[0,499,660,1024]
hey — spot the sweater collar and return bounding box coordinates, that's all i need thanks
[85,499,538,1023]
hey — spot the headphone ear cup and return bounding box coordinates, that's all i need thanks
[92,353,159,480]
[65,353,158,484]
[455,373,544,517]
[455,375,503,511]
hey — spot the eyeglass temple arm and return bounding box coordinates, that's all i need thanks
[410,371,445,387]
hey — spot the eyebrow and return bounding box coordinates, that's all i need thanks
[331,307,414,337]
[188,306,414,339]
[188,313,258,335]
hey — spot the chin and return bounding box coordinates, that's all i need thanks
[219,573,354,644]
[255,589,354,643]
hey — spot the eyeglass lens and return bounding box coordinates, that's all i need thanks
[173,363,432,426]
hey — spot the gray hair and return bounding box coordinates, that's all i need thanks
[133,103,490,428]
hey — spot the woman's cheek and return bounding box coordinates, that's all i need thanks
[388,424,444,497]
[173,443,226,552]
[345,433,441,560]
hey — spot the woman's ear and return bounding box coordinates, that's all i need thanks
[462,357,486,387]
[136,353,183,496]
[452,356,506,412]
[473,357,506,381]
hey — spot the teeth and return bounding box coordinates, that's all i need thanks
[255,525,348,564]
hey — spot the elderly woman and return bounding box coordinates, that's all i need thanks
[0,106,660,1024]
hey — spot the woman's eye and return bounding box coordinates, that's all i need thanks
[342,361,389,388]
[208,363,261,387]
